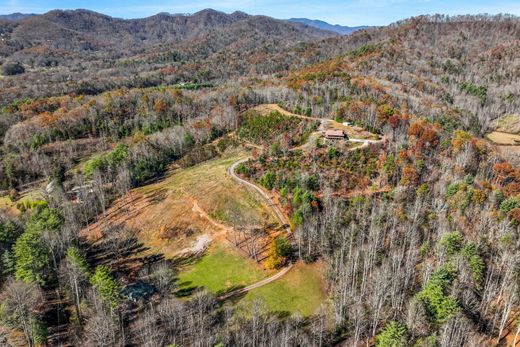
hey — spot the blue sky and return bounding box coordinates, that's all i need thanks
[1,0,519,26]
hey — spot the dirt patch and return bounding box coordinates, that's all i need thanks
[179,234,212,256]
[325,120,379,140]
[486,131,520,145]
[251,104,296,117]
[493,114,520,134]
[80,151,277,259]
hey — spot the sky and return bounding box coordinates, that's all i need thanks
[1,0,519,26]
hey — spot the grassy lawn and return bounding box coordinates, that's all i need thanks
[177,244,268,296]
[238,262,327,316]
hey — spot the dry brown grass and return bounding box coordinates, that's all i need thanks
[81,150,277,258]
[486,131,520,145]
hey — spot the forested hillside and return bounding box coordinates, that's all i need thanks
[0,9,336,104]
[0,12,519,347]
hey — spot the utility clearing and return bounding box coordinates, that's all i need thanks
[251,103,380,140]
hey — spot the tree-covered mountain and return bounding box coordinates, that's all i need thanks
[0,11,519,347]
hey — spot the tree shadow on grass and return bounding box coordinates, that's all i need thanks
[175,283,202,298]
[216,284,246,298]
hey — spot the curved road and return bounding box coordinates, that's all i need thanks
[217,263,294,300]
[221,134,386,300]
[229,159,291,231]
[214,158,294,301]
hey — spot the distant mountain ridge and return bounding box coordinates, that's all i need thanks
[288,18,370,35]
[0,9,337,53]
[0,12,37,21]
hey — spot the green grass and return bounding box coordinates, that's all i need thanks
[177,244,267,295]
[239,263,326,316]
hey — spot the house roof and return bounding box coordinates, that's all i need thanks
[325,129,345,137]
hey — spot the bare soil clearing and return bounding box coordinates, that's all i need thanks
[81,151,277,258]
[493,114,520,134]
[486,131,520,145]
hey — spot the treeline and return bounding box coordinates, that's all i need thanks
[0,85,238,190]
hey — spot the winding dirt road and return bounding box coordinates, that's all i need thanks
[229,159,291,230]
[217,263,294,300]
[211,158,295,301]
[220,109,387,300]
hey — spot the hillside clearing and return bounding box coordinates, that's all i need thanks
[82,150,278,258]
[237,261,328,316]
[176,243,269,296]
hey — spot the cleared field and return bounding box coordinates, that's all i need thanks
[0,188,45,215]
[177,243,268,296]
[82,150,277,258]
[81,148,329,315]
[486,131,520,145]
[238,261,327,316]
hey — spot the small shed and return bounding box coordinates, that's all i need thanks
[325,129,347,140]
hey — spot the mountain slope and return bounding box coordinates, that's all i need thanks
[4,9,336,52]
[288,17,369,34]
[0,9,337,104]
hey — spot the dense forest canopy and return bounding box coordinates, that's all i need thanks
[0,9,519,347]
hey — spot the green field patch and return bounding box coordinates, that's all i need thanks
[177,244,268,296]
[239,262,327,316]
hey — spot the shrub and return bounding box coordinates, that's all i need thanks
[510,208,520,225]
[451,130,472,152]
[260,171,276,190]
[462,244,485,284]
[348,44,379,58]
[416,184,429,197]
[438,231,464,256]
[14,207,63,285]
[305,174,320,191]
[1,61,25,76]
[446,182,465,198]
[274,236,292,258]
[84,143,128,177]
[500,196,520,213]
[416,264,459,324]
[90,265,121,309]
[375,321,407,347]
[459,82,487,104]
[328,147,339,159]
[400,166,419,186]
